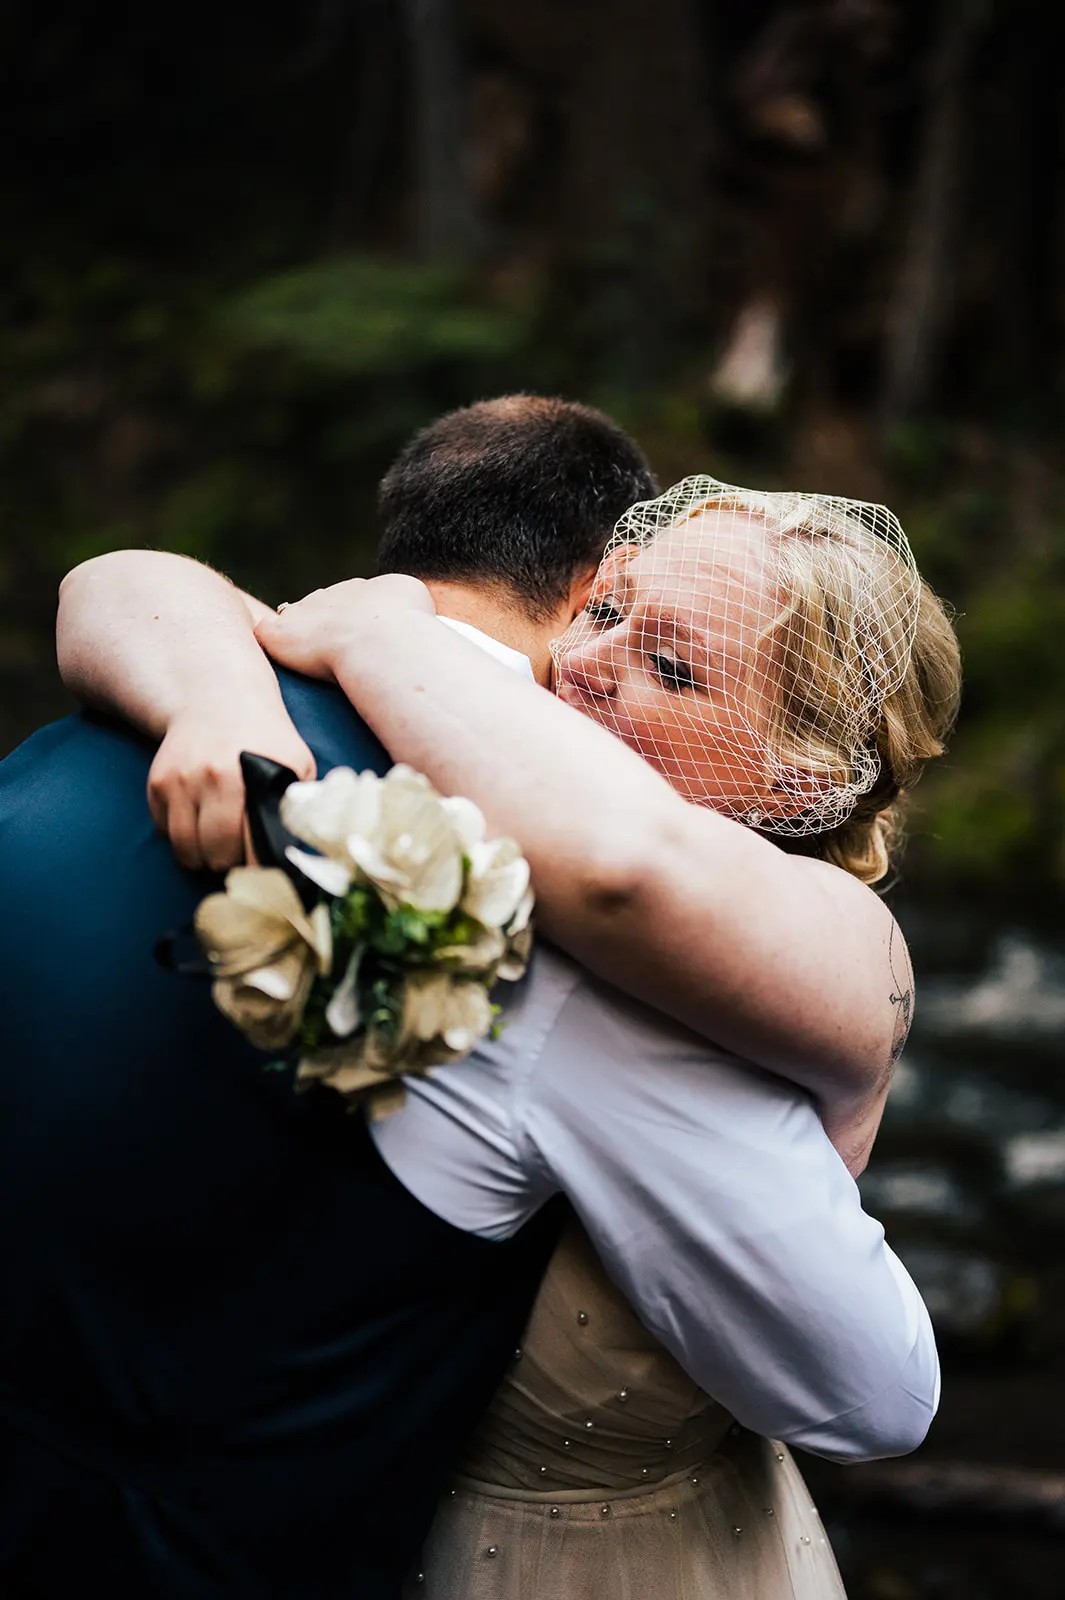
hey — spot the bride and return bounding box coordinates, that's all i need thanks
[58,476,960,1597]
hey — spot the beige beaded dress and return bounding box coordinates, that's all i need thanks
[404,1221,845,1599]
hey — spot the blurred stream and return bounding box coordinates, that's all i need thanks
[806,904,1065,1598]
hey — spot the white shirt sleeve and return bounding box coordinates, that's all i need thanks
[514,972,940,1464]
[368,623,938,1461]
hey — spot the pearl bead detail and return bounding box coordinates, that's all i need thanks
[577,1311,589,1325]
[550,1506,560,1518]
[486,1546,499,1558]
[600,1505,611,1517]
[618,1388,629,1402]
[733,1526,743,1538]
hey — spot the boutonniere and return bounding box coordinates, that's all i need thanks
[190,757,533,1120]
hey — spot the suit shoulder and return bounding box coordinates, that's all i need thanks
[274,668,390,777]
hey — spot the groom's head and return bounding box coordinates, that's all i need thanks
[376,396,657,628]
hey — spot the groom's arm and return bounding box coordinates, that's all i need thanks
[517,981,940,1464]
[57,550,314,869]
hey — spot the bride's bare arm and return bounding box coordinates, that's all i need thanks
[259,580,906,1152]
[57,551,314,869]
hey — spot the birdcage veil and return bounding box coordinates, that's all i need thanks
[550,475,922,837]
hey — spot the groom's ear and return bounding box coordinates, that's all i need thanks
[566,564,600,621]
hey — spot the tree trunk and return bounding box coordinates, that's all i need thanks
[402,0,483,262]
[878,0,985,429]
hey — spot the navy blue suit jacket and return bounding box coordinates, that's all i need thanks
[0,671,561,1598]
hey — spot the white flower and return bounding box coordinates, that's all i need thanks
[281,764,467,914]
[508,887,534,936]
[462,836,531,929]
[440,794,487,852]
[348,767,465,912]
[281,767,381,895]
[285,845,353,898]
[324,947,363,1039]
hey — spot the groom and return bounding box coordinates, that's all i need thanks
[0,396,936,1599]
[0,400,653,1598]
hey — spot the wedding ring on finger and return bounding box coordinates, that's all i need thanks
[276,601,291,614]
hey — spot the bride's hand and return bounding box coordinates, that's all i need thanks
[255,575,436,679]
[148,698,316,873]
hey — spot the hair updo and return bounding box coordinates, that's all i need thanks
[818,578,961,884]
[754,498,961,885]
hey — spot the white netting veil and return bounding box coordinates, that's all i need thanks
[550,475,922,838]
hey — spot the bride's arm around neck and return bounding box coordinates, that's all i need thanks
[56,550,314,872]
[260,586,908,1156]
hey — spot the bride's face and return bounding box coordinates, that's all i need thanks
[553,511,781,813]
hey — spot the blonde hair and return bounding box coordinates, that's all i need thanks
[736,494,960,885]
[568,475,961,885]
[821,578,961,884]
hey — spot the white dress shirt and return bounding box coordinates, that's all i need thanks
[370,620,940,1464]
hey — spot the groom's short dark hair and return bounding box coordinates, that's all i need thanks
[376,396,657,618]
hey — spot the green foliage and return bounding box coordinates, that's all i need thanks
[892,476,1065,896]
[225,257,531,377]
[374,905,448,958]
[295,866,509,1060]
[2,230,1063,903]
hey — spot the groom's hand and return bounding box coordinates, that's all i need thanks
[148,702,315,873]
[255,576,435,678]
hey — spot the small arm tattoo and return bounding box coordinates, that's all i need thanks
[888,922,914,1063]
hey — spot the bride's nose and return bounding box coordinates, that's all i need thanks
[562,637,618,700]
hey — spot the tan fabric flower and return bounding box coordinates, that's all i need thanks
[434,926,508,975]
[498,920,533,984]
[399,970,496,1055]
[195,867,332,1051]
[198,766,536,1117]
[295,969,497,1118]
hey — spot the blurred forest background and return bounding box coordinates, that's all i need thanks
[2,0,1064,904]
[3,3,1064,1595]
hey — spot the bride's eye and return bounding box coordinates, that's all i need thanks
[650,652,696,693]
[585,596,625,627]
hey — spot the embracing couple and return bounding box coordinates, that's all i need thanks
[0,396,961,1598]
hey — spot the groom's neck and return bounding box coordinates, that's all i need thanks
[424,580,558,686]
